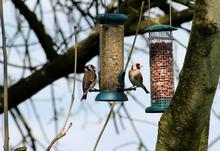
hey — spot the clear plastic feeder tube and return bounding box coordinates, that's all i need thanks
[95,13,128,101]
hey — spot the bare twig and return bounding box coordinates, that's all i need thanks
[46,123,72,151]
[15,107,37,150]
[124,1,145,71]
[51,84,58,150]
[113,141,139,151]
[46,26,78,151]
[15,146,27,151]
[126,93,145,109]
[29,98,50,143]
[112,109,119,134]
[122,104,149,151]
[174,37,187,49]
[119,115,157,126]
[10,110,26,146]
[0,0,9,150]
[11,0,59,60]
[92,102,116,151]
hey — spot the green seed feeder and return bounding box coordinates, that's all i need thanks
[144,24,177,113]
[95,13,128,102]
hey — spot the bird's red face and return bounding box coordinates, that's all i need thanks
[135,63,142,69]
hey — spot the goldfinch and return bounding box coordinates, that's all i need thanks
[129,63,149,94]
[81,64,97,101]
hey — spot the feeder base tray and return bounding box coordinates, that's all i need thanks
[96,91,128,102]
[145,105,168,113]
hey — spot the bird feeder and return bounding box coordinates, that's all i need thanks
[95,13,128,101]
[144,24,177,113]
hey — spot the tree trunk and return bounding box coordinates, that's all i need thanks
[156,0,220,150]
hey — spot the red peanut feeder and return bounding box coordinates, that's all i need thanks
[144,24,177,113]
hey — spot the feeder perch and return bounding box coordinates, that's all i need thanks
[95,13,128,101]
[144,24,177,113]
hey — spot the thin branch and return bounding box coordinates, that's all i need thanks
[50,84,58,150]
[11,0,58,60]
[14,107,36,151]
[0,0,9,150]
[117,104,126,130]
[126,92,145,109]
[119,115,157,126]
[124,1,145,71]
[46,123,72,151]
[10,110,26,145]
[174,37,187,49]
[15,146,27,151]
[112,109,119,134]
[113,141,139,151]
[29,98,50,144]
[92,102,116,151]
[122,104,149,151]
[46,26,78,151]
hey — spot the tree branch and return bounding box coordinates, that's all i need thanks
[11,0,58,61]
[0,31,99,113]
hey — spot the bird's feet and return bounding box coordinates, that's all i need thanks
[124,86,137,91]
[89,88,100,92]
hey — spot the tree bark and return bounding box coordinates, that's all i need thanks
[156,0,220,150]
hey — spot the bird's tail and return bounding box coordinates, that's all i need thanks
[141,85,150,94]
[80,93,87,101]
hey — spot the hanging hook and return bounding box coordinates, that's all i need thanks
[169,0,172,26]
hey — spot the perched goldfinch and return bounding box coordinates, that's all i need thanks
[81,64,97,101]
[129,63,149,94]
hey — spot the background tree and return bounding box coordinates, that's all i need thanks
[0,0,219,151]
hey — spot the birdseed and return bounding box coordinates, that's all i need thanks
[99,24,124,91]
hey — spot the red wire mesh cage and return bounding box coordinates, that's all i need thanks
[145,25,177,113]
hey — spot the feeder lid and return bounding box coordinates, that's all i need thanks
[96,13,128,23]
[144,24,177,32]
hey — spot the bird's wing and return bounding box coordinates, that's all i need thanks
[82,71,96,93]
[134,71,143,83]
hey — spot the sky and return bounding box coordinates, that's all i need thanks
[0,0,220,151]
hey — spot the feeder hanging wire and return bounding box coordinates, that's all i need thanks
[169,0,172,26]
[148,0,150,27]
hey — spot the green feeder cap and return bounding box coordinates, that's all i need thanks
[96,13,128,24]
[144,24,177,32]
[96,91,128,102]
